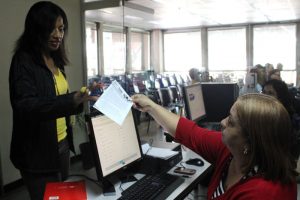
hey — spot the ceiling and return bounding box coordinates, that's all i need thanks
[84,0,300,30]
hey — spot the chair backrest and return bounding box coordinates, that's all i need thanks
[168,86,180,103]
[133,84,140,93]
[133,77,146,94]
[146,89,161,105]
[145,80,152,90]
[175,74,183,85]
[158,88,172,107]
[162,77,170,87]
[169,75,177,86]
[155,78,164,89]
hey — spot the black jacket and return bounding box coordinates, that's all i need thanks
[9,52,83,173]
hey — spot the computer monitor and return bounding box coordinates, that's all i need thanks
[86,109,143,195]
[201,82,239,122]
[182,83,206,122]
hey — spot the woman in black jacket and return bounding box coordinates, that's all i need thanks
[9,2,95,199]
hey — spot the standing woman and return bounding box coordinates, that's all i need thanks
[9,2,94,199]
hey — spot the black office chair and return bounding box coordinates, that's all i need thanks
[157,88,181,142]
[157,88,172,107]
[144,88,161,133]
[162,77,170,88]
[174,74,183,85]
[169,75,177,86]
[168,86,180,103]
[155,78,164,89]
[133,77,146,94]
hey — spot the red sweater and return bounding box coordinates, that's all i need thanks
[175,117,297,200]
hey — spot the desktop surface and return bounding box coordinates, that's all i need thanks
[68,144,212,200]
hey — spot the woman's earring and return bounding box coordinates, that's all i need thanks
[243,147,248,155]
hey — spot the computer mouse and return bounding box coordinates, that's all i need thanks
[185,158,204,167]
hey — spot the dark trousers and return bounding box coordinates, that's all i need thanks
[20,138,70,200]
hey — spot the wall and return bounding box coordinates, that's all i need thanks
[0,0,86,186]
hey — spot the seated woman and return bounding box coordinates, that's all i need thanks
[268,69,282,80]
[131,93,297,200]
[262,79,300,159]
[189,68,201,84]
[262,79,294,117]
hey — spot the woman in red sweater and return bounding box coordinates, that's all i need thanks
[132,93,297,200]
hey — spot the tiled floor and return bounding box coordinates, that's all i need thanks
[1,117,300,200]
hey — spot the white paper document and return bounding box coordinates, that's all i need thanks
[142,143,179,160]
[93,80,133,125]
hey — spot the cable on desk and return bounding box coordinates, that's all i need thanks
[144,138,154,155]
[119,181,126,192]
[176,161,186,169]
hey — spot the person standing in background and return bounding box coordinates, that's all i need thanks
[9,2,97,199]
[189,68,201,84]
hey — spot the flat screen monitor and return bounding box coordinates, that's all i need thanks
[201,82,239,122]
[182,83,206,122]
[86,109,143,194]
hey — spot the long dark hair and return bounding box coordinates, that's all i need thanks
[263,79,295,116]
[14,1,69,67]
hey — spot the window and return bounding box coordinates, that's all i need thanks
[164,31,202,72]
[103,31,126,75]
[253,24,296,84]
[131,32,150,72]
[85,23,98,76]
[208,28,246,71]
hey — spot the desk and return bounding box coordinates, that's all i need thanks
[69,144,211,200]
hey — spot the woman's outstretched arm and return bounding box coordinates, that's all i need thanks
[131,94,180,136]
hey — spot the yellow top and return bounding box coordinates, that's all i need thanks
[53,69,69,142]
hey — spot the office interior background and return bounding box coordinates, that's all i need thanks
[1,0,300,195]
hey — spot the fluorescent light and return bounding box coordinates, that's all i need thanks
[124,2,155,14]
[124,15,143,20]
[148,20,160,25]
[100,9,113,14]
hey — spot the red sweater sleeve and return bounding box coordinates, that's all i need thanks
[174,117,228,164]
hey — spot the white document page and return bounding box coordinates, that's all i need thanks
[142,143,179,160]
[93,80,133,125]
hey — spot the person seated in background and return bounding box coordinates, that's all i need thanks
[277,63,283,71]
[268,69,281,80]
[265,63,274,80]
[255,64,267,91]
[88,78,104,113]
[200,71,213,82]
[131,93,297,200]
[262,79,293,116]
[189,68,201,84]
[89,79,104,97]
[262,79,300,158]
[240,65,266,94]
